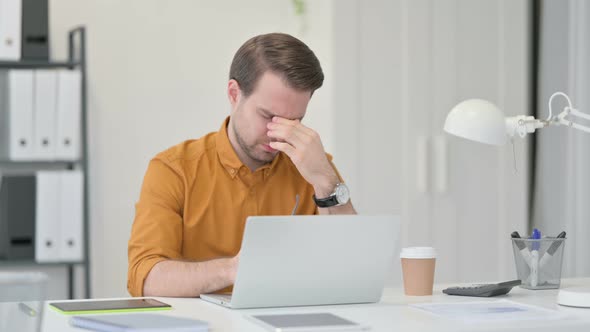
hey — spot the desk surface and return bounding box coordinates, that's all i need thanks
[41,278,590,332]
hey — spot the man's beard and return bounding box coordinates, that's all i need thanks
[233,124,276,166]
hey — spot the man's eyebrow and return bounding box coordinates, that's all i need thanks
[258,107,303,121]
[258,107,276,117]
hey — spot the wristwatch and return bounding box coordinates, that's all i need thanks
[313,183,350,208]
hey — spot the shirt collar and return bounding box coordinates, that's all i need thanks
[216,117,243,178]
[216,116,281,179]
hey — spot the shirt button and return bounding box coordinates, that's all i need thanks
[230,169,236,175]
[250,189,255,195]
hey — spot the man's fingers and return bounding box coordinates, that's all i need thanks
[293,121,316,137]
[267,127,307,146]
[271,116,295,125]
[269,141,296,159]
[268,121,316,145]
[271,116,314,136]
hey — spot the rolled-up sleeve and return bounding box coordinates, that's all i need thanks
[127,158,185,296]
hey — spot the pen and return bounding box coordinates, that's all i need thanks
[539,231,566,268]
[511,231,533,268]
[291,194,300,215]
[530,228,541,287]
[18,302,37,317]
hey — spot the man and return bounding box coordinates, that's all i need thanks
[127,33,356,297]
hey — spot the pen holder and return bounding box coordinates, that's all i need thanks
[511,237,566,290]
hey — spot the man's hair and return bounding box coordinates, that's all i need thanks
[229,33,324,97]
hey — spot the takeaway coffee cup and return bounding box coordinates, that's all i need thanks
[400,247,437,296]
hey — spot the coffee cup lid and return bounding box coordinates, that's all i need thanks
[400,247,437,259]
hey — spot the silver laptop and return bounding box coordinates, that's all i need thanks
[200,215,399,309]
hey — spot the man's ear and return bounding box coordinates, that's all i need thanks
[227,79,241,108]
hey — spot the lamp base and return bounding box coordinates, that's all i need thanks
[557,287,590,308]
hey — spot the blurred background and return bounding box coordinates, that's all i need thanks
[0,0,588,300]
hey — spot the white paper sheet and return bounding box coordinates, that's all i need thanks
[411,300,567,324]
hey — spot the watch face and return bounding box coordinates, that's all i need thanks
[335,183,350,205]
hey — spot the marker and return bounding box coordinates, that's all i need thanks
[511,231,532,268]
[530,228,541,287]
[539,231,566,268]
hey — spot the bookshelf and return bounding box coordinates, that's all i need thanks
[0,26,89,299]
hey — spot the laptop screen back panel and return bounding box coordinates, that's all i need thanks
[231,215,399,309]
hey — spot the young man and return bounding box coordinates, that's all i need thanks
[127,33,356,297]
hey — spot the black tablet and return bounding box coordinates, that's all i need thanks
[49,298,171,315]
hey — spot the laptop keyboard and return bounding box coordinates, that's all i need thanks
[216,294,232,302]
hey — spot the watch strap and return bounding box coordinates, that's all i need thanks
[313,194,339,208]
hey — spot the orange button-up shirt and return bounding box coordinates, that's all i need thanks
[127,117,339,296]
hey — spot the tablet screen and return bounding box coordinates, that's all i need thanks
[251,313,365,331]
[49,298,171,314]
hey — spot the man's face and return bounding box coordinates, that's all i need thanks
[228,71,312,169]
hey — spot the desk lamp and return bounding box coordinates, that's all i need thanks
[444,92,590,308]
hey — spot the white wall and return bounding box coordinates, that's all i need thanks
[49,0,335,298]
[41,0,534,297]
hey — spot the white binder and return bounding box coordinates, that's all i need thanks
[35,171,61,262]
[33,70,57,160]
[55,70,81,160]
[0,0,22,60]
[0,70,34,160]
[59,170,84,261]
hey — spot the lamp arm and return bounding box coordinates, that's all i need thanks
[569,108,590,121]
[547,92,574,121]
[544,91,590,133]
[556,107,590,133]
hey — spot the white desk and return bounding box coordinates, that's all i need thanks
[41,278,590,332]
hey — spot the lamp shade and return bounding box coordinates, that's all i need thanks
[444,99,508,146]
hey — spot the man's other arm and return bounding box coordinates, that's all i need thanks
[128,158,239,297]
[143,256,238,297]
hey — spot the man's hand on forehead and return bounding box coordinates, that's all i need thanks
[267,116,339,196]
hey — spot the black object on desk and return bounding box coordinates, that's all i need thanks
[443,280,521,297]
[50,298,171,315]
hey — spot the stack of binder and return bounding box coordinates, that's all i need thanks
[0,0,50,61]
[0,171,84,262]
[0,175,35,260]
[0,0,22,61]
[35,170,84,262]
[0,69,81,161]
